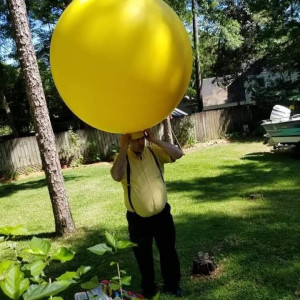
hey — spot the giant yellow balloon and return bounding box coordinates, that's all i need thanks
[50,0,192,133]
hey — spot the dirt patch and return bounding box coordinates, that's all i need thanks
[190,262,224,281]
[182,139,229,154]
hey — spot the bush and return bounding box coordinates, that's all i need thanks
[174,118,196,148]
[59,127,83,167]
[83,140,101,164]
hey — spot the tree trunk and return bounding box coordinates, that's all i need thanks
[192,0,203,112]
[163,116,174,144]
[1,91,19,137]
[7,0,75,235]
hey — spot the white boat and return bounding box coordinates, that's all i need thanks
[261,105,300,150]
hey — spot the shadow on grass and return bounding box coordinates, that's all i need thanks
[226,137,264,144]
[0,174,85,199]
[2,231,57,241]
[167,150,300,203]
[174,207,300,299]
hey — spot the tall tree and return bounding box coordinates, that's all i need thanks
[7,0,75,235]
[192,0,203,111]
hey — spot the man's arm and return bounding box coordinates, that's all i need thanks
[110,134,130,181]
[145,129,183,161]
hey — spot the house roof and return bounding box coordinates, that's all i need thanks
[202,78,228,106]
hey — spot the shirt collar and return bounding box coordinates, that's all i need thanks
[129,147,145,159]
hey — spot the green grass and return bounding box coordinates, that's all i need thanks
[1,141,300,300]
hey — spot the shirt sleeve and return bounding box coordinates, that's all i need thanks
[150,144,173,165]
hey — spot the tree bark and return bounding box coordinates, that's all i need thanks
[192,0,203,112]
[7,0,75,235]
[1,91,19,137]
[163,116,174,144]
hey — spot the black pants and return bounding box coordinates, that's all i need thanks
[126,203,181,293]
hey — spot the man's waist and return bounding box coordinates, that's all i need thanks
[127,202,170,218]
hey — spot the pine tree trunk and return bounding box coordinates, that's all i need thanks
[163,116,174,144]
[7,0,75,235]
[192,0,203,112]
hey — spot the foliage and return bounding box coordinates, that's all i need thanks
[86,231,136,299]
[0,62,32,136]
[1,0,299,131]
[246,72,300,107]
[0,166,18,181]
[59,127,83,167]
[107,143,120,162]
[0,225,28,242]
[0,125,12,136]
[174,118,196,148]
[83,140,101,164]
[0,235,91,300]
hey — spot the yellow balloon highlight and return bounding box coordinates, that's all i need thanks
[50,0,192,133]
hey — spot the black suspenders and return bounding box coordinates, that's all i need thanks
[126,154,134,212]
[126,147,164,212]
[147,147,165,183]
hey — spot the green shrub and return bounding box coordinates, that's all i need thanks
[174,118,196,148]
[83,140,101,164]
[59,127,83,167]
[1,167,18,181]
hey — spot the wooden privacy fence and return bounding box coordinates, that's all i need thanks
[172,105,256,142]
[0,105,258,176]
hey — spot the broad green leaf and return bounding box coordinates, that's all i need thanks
[0,260,14,278]
[23,280,71,300]
[121,276,131,286]
[76,266,91,277]
[51,247,74,262]
[56,271,78,281]
[153,291,161,300]
[22,237,51,257]
[116,240,136,249]
[50,297,63,300]
[80,276,99,290]
[111,276,119,281]
[87,244,112,256]
[0,265,29,300]
[105,232,117,250]
[0,236,5,242]
[110,261,116,266]
[0,225,28,236]
[110,283,119,290]
[27,260,47,277]
[29,275,45,284]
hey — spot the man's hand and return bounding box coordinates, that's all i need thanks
[144,129,157,143]
[120,134,130,150]
[144,128,183,161]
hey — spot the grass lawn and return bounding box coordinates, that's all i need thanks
[0,140,300,300]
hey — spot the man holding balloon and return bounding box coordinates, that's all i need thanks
[111,129,183,298]
[50,0,193,295]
